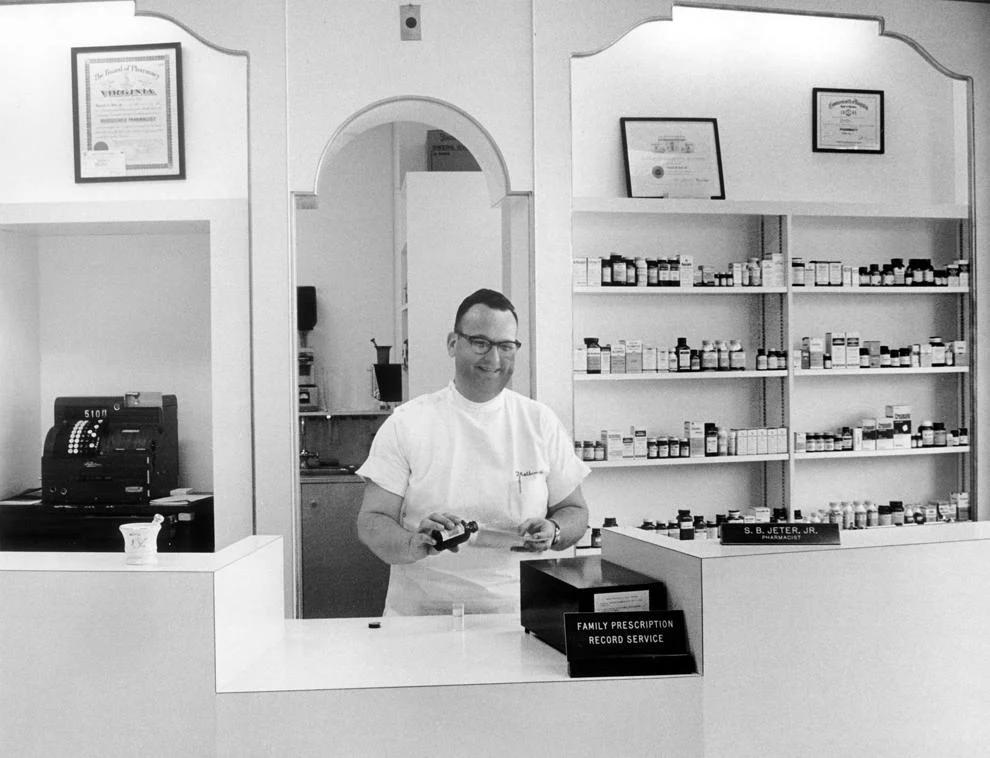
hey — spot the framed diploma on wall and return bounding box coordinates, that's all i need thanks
[71,42,185,182]
[620,117,725,199]
[812,88,884,154]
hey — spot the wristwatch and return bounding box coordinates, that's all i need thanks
[548,518,561,547]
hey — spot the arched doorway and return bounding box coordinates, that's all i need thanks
[291,96,532,618]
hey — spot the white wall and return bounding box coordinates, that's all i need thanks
[0,233,41,496]
[37,231,213,491]
[0,0,247,204]
[294,124,395,412]
[571,8,962,205]
[286,0,533,194]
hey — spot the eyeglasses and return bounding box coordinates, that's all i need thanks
[455,331,522,356]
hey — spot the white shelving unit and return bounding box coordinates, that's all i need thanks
[571,199,974,521]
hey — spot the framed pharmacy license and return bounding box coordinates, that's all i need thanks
[71,42,185,182]
[620,117,725,199]
[812,88,884,154]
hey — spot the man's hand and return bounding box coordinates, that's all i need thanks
[514,517,557,552]
[416,512,467,554]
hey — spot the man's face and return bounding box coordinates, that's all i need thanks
[447,304,518,403]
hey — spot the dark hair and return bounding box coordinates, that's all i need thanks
[453,288,518,331]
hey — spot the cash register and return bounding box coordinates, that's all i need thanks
[0,392,213,552]
[42,392,178,504]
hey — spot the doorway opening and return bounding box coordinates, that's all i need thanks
[291,96,532,618]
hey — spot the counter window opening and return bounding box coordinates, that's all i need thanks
[291,97,533,618]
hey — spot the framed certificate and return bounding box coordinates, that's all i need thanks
[812,88,884,154]
[620,118,725,199]
[71,42,185,182]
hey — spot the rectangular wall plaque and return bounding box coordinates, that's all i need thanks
[720,523,840,545]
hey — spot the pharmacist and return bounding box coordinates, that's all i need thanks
[357,288,590,615]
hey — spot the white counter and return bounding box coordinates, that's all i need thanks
[603,522,990,758]
[4,526,990,756]
[615,520,990,558]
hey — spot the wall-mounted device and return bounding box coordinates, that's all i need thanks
[41,392,178,504]
[400,4,421,41]
[297,285,321,411]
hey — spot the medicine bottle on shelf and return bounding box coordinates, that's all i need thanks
[584,337,602,374]
[729,339,746,370]
[676,337,692,372]
[431,520,479,551]
[716,340,730,371]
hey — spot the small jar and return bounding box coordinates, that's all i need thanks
[679,438,690,457]
[601,259,613,286]
[647,438,658,459]
[933,422,947,447]
[729,340,747,371]
[828,502,842,525]
[919,420,934,447]
[657,437,670,458]
[929,337,946,366]
[593,441,605,461]
[866,501,879,528]
[878,505,892,526]
[791,258,806,287]
[582,441,594,461]
[890,501,905,526]
[716,340,731,371]
[854,502,867,529]
[635,258,648,287]
[891,258,906,285]
[701,340,718,371]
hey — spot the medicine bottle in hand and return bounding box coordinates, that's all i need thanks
[431,520,478,551]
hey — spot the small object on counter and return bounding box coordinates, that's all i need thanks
[368,621,381,629]
[451,602,465,632]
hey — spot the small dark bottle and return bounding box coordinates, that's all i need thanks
[431,520,478,551]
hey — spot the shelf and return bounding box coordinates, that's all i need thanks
[571,196,969,220]
[795,446,969,461]
[589,454,789,469]
[792,286,968,295]
[574,286,787,296]
[795,366,968,377]
[298,409,392,418]
[575,370,787,381]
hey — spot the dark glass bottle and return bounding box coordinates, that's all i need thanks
[431,520,478,551]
